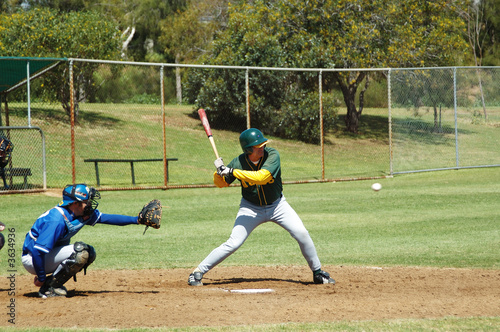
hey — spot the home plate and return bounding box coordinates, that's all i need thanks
[228,289,274,294]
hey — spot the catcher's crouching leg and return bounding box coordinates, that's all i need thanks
[42,242,96,297]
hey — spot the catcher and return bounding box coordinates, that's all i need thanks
[22,183,161,298]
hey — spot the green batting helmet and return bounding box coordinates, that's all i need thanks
[239,128,269,154]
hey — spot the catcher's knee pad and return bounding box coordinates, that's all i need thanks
[72,241,96,268]
[51,242,96,286]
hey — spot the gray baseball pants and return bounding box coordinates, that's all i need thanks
[198,195,322,274]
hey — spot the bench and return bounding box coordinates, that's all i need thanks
[1,167,32,189]
[83,158,178,187]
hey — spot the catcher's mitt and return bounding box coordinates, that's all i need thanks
[138,199,162,233]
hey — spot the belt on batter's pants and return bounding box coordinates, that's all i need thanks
[268,194,283,205]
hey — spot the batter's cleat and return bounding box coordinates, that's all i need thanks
[313,269,336,284]
[188,271,203,286]
[38,285,68,298]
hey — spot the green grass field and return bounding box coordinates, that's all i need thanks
[1,167,499,331]
[1,103,499,331]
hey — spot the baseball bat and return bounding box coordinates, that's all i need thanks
[198,109,220,159]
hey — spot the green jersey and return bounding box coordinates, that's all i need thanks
[227,147,282,205]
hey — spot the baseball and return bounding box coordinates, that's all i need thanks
[371,183,382,191]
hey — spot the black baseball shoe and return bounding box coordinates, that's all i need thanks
[313,269,336,284]
[38,275,68,298]
[38,284,67,298]
[188,271,203,286]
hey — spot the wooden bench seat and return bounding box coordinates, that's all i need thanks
[1,167,32,189]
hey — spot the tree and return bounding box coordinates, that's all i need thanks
[0,7,121,121]
[481,0,500,66]
[461,0,500,119]
[22,0,187,62]
[24,0,94,11]
[193,0,469,134]
[0,0,23,12]
[88,0,186,61]
[159,0,225,103]
[463,0,500,67]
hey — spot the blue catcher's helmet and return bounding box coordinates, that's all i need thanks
[60,184,100,215]
[61,184,91,206]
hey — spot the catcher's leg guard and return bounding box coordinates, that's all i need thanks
[50,242,96,288]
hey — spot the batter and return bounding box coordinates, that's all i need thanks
[188,128,335,286]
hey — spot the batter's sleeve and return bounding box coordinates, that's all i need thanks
[232,169,273,185]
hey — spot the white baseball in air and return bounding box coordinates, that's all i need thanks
[371,183,382,191]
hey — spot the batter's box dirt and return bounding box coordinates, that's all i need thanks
[5,265,500,329]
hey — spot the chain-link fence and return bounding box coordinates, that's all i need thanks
[0,126,45,191]
[0,58,498,192]
[390,67,500,174]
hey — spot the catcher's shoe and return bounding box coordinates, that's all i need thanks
[188,271,203,286]
[38,285,68,298]
[313,269,336,284]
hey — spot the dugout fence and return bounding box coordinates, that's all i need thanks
[0,57,498,192]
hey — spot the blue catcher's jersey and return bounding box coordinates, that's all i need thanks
[22,206,102,255]
[22,205,138,256]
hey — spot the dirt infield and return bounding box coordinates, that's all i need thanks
[5,265,500,329]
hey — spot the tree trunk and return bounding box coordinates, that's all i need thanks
[476,69,487,120]
[467,4,488,120]
[345,102,360,133]
[433,105,439,132]
[121,27,136,59]
[336,72,366,134]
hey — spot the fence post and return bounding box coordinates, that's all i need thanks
[319,70,324,180]
[69,60,76,184]
[388,69,393,176]
[246,67,250,129]
[454,67,459,169]
[27,61,32,127]
[161,66,168,186]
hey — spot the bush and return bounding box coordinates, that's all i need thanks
[274,92,337,144]
[93,65,176,104]
[124,93,162,105]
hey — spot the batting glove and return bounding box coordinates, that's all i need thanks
[214,157,224,170]
[217,166,233,177]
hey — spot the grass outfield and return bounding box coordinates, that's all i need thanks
[1,167,499,330]
[1,317,500,331]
